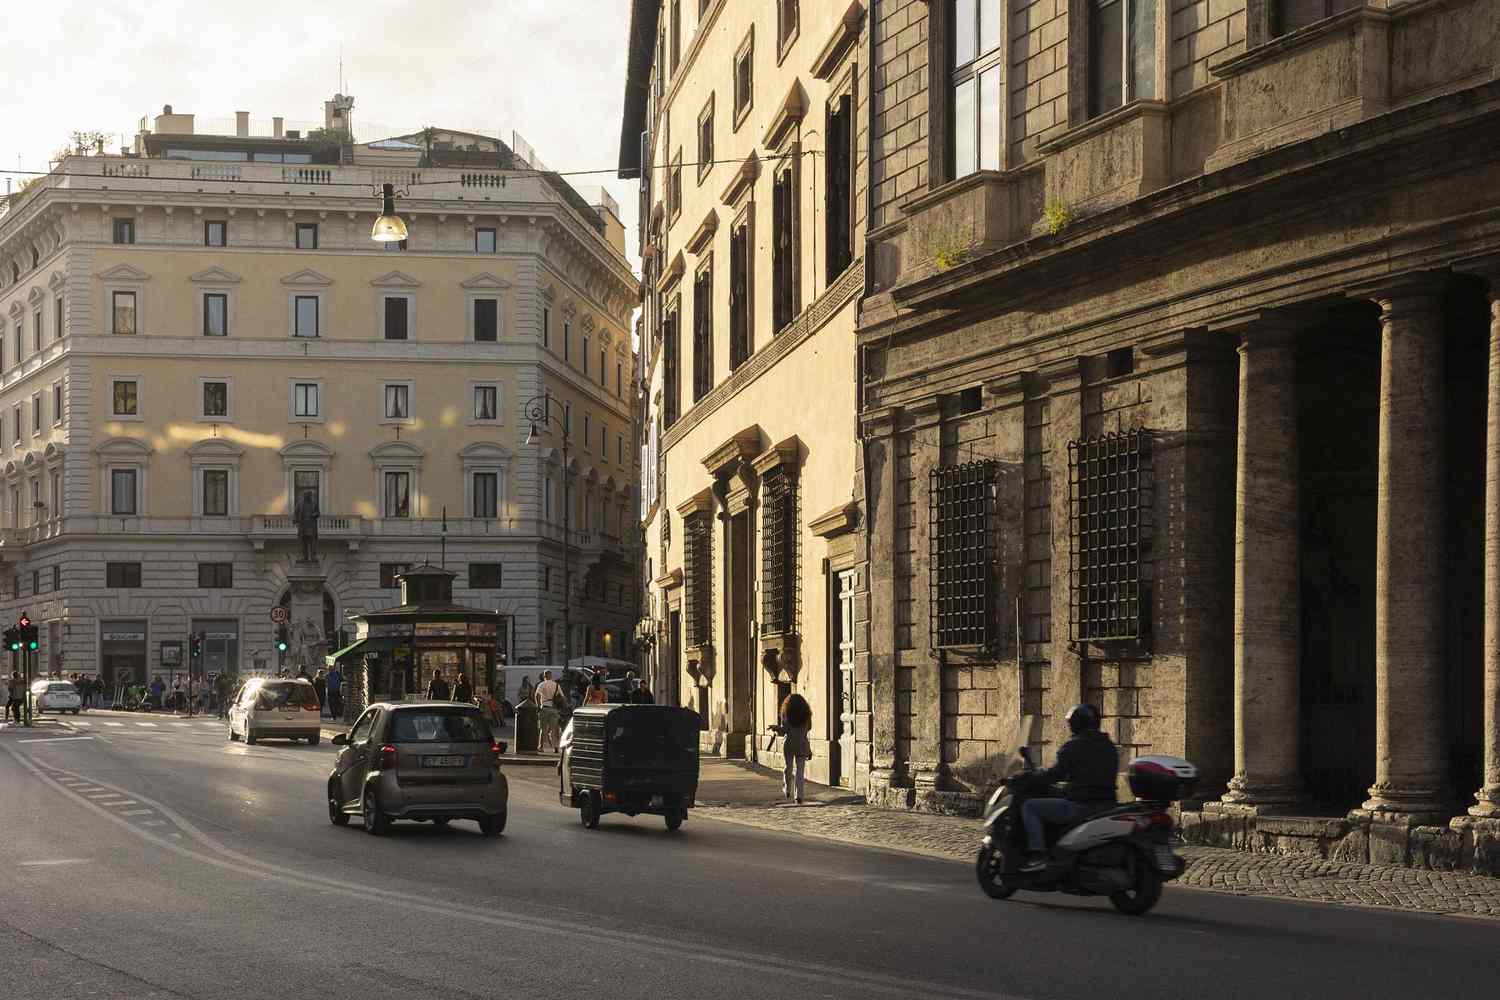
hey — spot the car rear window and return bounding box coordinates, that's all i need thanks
[390,710,490,743]
[257,682,319,709]
[47,683,76,693]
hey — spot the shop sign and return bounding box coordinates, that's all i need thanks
[416,623,468,637]
[160,641,183,665]
[368,623,412,638]
[103,631,145,642]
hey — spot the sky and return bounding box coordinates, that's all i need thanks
[0,0,642,273]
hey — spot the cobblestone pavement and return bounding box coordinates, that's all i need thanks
[695,803,1500,918]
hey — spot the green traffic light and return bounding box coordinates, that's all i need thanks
[27,641,37,651]
[276,642,287,652]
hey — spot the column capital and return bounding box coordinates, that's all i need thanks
[1347,271,1451,314]
[1209,307,1314,348]
[1453,255,1500,288]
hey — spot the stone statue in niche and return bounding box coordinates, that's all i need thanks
[294,489,320,562]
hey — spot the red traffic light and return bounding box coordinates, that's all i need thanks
[18,614,30,629]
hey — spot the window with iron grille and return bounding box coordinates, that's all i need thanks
[663,304,681,427]
[760,469,797,637]
[692,263,714,402]
[729,220,752,370]
[929,461,1000,649]
[825,93,854,282]
[772,166,798,333]
[683,513,713,648]
[1068,429,1151,641]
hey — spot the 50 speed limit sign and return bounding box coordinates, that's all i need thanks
[270,606,289,624]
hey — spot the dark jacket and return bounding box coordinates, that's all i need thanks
[453,679,473,703]
[428,676,451,700]
[1039,730,1119,805]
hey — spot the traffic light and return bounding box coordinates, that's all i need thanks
[190,631,203,660]
[276,624,288,654]
[3,626,18,652]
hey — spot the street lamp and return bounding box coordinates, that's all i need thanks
[524,393,572,665]
[370,182,409,243]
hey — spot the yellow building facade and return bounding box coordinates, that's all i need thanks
[621,0,870,789]
[0,101,638,688]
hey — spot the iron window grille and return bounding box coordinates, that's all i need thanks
[1068,429,1152,642]
[693,264,714,402]
[929,461,1001,650]
[729,221,752,369]
[760,469,798,637]
[683,513,714,649]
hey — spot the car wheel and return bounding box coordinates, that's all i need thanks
[362,788,388,836]
[328,783,349,827]
[580,791,601,830]
[228,725,239,742]
[72,708,80,716]
[664,810,685,832]
[479,811,506,837]
[308,734,321,746]
[244,727,257,746]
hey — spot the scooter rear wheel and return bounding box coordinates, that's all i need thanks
[1109,852,1163,915]
[975,843,1018,900]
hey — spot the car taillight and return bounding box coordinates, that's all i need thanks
[377,745,398,770]
[490,739,502,765]
[304,702,321,711]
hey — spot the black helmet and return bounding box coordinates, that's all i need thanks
[1065,703,1101,734]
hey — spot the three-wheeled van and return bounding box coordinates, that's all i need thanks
[559,705,700,830]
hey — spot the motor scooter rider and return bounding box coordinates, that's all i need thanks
[1020,704,1119,872]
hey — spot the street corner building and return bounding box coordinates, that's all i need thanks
[0,94,642,694]
[851,0,1500,871]
[622,0,871,788]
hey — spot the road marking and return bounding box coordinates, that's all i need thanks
[140,820,167,827]
[119,809,153,817]
[19,859,87,867]
[135,722,158,728]
[17,736,95,744]
[99,798,138,806]
[103,722,125,727]
[72,721,94,727]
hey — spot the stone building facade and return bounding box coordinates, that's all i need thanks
[619,0,872,787]
[0,97,639,689]
[856,0,1500,870]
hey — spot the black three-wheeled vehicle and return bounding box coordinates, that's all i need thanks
[559,705,700,831]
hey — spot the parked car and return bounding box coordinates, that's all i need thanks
[328,701,508,836]
[32,679,81,715]
[226,677,323,745]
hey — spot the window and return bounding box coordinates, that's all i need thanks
[295,222,318,249]
[669,151,683,221]
[110,469,138,515]
[543,565,552,591]
[383,471,411,518]
[697,96,715,183]
[541,305,551,348]
[32,570,39,596]
[951,0,1003,177]
[204,220,227,247]
[683,512,713,648]
[618,433,625,463]
[198,562,233,588]
[692,262,714,402]
[544,476,554,521]
[778,0,800,52]
[600,351,606,386]
[33,308,42,352]
[760,469,798,636]
[383,383,410,420]
[663,302,681,427]
[11,405,19,443]
[469,563,502,589]
[51,383,62,425]
[826,93,855,280]
[1274,0,1363,38]
[201,469,230,516]
[772,166,798,333]
[383,296,409,340]
[616,362,623,397]
[379,563,409,588]
[930,460,1000,649]
[382,238,408,252]
[670,0,682,71]
[106,562,142,588]
[112,218,135,244]
[475,228,496,253]
[203,293,228,336]
[474,298,498,342]
[112,291,137,335]
[734,31,754,123]
[584,414,592,449]
[112,380,139,417]
[54,297,63,340]
[1089,0,1156,118]
[202,380,228,418]
[473,473,499,519]
[564,402,572,435]
[293,469,320,507]
[293,382,320,419]
[52,565,60,591]
[583,336,590,375]
[294,295,319,337]
[30,395,40,436]
[1069,429,1152,640]
[473,384,498,422]
[564,319,572,361]
[729,218,753,369]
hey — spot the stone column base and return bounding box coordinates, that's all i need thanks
[1220,780,1303,815]
[1356,783,1451,826]
[1468,788,1500,819]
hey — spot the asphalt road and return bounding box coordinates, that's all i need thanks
[2,711,1497,1000]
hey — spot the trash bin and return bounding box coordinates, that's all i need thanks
[514,701,539,754]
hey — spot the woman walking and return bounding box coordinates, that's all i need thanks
[584,673,608,705]
[773,692,813,804]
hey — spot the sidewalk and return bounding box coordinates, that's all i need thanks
[693,765,1500,919]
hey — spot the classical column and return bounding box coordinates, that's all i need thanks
[907,399,944,790]
[1223,324,1302,808]
[1473,275,1500,818]
[1362,279,1449,821]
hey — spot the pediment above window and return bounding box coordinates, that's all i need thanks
[48,270,66,291]
[280,268,334,286]
[95,436,153,459]
[187,438,245,460]
[370,270,423,288]
[458,441,512,464]
[96,263,152,282]
[190,266,243,284]
[460,272,511,290]
[8,300,23,318]
[27,286,46,304]
[369,440,425,463]
[280,440,334,460]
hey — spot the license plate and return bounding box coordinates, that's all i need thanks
[650,794,664,807]
[422,755,466,768]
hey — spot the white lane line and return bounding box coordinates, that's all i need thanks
[72,721,94,727]
[98,798,138,806]
[81,790,120,798]
[140,820,167,827]
[199,721,221,727]
[17,736,95,744]
[19,859,88,867]
[103,722,125,727]
[118,809,154,817]
[171,723,191,728]
[134,722,158,728]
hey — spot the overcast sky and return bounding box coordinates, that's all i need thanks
[0,0,641,272]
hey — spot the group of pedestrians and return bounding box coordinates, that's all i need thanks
[1,672,22,722]
[517,669,657,752]
[307,666,344,719]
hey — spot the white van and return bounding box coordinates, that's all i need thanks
[226,677,323,745]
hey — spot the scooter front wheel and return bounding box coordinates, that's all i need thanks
[975,842,1018,900]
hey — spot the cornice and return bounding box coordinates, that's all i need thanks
[809,500,859,539]
[810,1,866,81]
[702,425,764,477]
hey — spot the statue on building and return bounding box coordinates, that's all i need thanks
[296,616,324,670]
[294,489,320,562]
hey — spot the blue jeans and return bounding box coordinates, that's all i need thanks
[1022,797,1090,852]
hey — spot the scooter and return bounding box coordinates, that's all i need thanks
[974,721,1196,916]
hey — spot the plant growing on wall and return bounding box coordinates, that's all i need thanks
[921,214,977,271]
[1043,200,1075,236]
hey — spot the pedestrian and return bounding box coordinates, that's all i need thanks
[534,670,562,751]
[0,672,10,724]
[633,679,655,705]
[427,669,451,701]
[584,673,607,705]
[326,664,343,720]
[517,675,534,706]
[773,692,813,804]
[149,675,165,711]
[171,678,183,713]
[313,669,328,714]
[453,671,473,704]
[215,672,232,719]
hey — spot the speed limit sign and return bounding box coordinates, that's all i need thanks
[270,606,289,624]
